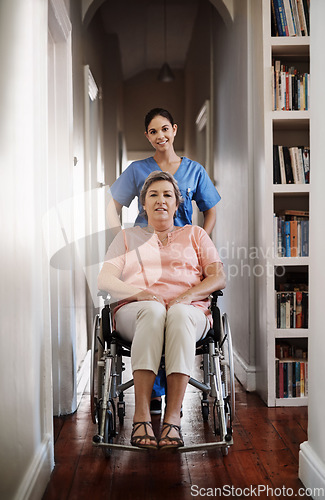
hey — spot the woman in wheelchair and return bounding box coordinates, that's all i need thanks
[98,171,226,450]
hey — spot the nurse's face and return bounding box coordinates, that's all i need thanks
[145,115,177,152]
[143,180,178,227]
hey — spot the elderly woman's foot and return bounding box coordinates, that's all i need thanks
[158,422,184,450]
[131,421,158,450]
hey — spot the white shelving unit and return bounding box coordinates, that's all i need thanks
[259,0,310,407]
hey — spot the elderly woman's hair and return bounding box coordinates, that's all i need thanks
[139,171,183,209]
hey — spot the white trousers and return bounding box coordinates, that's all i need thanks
[114,301,210,377]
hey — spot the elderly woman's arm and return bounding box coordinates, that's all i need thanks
[98,262,165,304]
[167,261,226,309]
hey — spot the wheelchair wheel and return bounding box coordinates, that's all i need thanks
[213,400,230,456]
[99,399,116,458]
[220,313,235,422]
[118,394,125,426]
[90,313,106,424]
[201,399,209,422]
[91,314,101,424]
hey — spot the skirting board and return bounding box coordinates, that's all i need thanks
[233,349,256,392]
[299,441,325,499]
[14,434,54,500]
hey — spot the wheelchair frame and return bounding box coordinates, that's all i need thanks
[90,291,235,455]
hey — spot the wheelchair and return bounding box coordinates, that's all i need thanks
[90,290,235,455]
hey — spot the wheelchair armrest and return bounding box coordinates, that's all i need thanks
[97,290,113,306]
[210,290,223,303]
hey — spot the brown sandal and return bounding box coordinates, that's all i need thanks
[158,422,184,451]
[131,421,158,450]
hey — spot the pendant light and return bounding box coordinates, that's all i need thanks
[157,0,175,82]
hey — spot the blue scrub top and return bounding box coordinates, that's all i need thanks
[110,156,221,227]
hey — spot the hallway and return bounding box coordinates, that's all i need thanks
[43,374,308,499]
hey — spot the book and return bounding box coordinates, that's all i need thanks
[271,0,279,36]
[274,216,309,258]
[290,0,302,36]
[296,147,306,183]
[283,146,294,183]
[272,61,309,110]
[276,290,308,328]
[273,146,310,185]
[295,361,301,397]
[296,0,308,36]
[283,362,288,397]
[290,220,298,257]
[277,209,309,217]
[285,220,291,257]
[283,0,296,36]
[273,145,281,184]
[300,361,305,396]
[273,0,288,36]
[278,146,287,183]
[302,292,309,328]
[301,219,309,256]
[304,361,308,396]
[275,352,308,399]
[296,291,303,327]
[288,360,293,397]
[302,0,310,36]
[302,146,310,183]
[279,361,284,397]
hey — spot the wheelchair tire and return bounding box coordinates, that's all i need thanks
[212,305,222,344]
[213,401,229,456]
[100,399,116,458]
[118,395,125,426]
[220,313,235,422]
[90,314,101,424]
[201,401,209,422]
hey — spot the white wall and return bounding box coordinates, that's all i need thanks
[0,1,54,498]
[299,0,325,496]
[212,0,256,390]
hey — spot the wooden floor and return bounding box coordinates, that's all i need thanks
[43,362,308,500]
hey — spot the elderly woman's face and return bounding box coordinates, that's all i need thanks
[143,180,177,225]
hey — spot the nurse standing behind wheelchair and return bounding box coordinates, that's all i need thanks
[107,107,221,413]
[99,171,226,450]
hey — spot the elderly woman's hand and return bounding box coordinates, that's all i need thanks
[167,294,192,309]
[135,290,166,306]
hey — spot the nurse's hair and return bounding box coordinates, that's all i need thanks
[144,108,175,132]
[139,171,183,211]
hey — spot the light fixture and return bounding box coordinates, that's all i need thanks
[157,0,175,82]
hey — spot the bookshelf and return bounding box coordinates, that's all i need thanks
[259,0,310,407]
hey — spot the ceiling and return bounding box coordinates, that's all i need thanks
[99,0,199,80]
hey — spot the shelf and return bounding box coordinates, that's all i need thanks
[273,184,309,194]
[275,396,308,407]
[273,257,309,267]
[271,111,310,127]
[258,0,311,408]
[271,37,310,58]
[274,329,309,339]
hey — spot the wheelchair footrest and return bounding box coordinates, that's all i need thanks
[92,440,148,452]
[179,437,233,453]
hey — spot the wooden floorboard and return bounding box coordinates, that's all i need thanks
[43,359,309,500]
